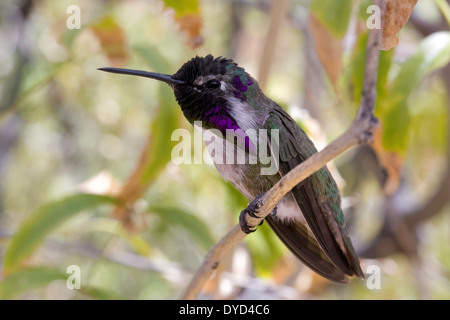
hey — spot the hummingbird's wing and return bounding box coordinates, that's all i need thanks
[265,215,348,282]
[263,106,364,281]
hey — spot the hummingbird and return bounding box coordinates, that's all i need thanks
[99,55,364,282]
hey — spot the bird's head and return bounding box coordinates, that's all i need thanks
[99,55,260,132]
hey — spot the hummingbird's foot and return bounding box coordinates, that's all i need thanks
[246,194,264,218]
[239,194,278,233]
[255,205,277,228]
[239,194,265,234]
[239,213,256,234]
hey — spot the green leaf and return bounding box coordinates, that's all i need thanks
[3,194,118,274]
[380,31,450,153]
[246,222,286,276]
[310,0,353,37]
[381,102,411,151]
[162,0,200,16]
[356,0,372,20]
[133,45,171,73]
[435,0,450,27]
[149,206,215,250]
[140,85,180,183]
[161,0,203,48]
[0,267,67,300]
[131,47,182,185]
[61,28,81,48]
[345,31,393,111]
[390,32,450,98]
[348,32,368,106]
[376,50,394,111]
[0,266,126,300]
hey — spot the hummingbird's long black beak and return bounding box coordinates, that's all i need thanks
[98,67,185,85]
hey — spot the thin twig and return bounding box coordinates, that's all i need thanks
[257,0,289,90]
[435,0,450,27]
[181,0,383,300]
[360,6,450,259]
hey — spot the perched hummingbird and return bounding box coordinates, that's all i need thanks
[99,55,364,282]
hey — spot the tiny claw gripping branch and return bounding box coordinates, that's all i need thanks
[239,194,264,234]
[239,193,278,234]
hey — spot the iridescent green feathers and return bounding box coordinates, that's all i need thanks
[264,105,364,279]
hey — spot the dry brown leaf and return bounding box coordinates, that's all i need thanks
[90,17,128,66]
[381,0,418,50]
[162,0,204,49]
[309,14,343,91]
[175,13,204,49]
[370,126,403,195]
[113,135,153,231]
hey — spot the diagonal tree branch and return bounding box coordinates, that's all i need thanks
[181,0,384,300]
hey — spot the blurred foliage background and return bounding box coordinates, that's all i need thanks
[1,0,450,300]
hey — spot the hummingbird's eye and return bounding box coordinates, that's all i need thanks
[206,80,220,90]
